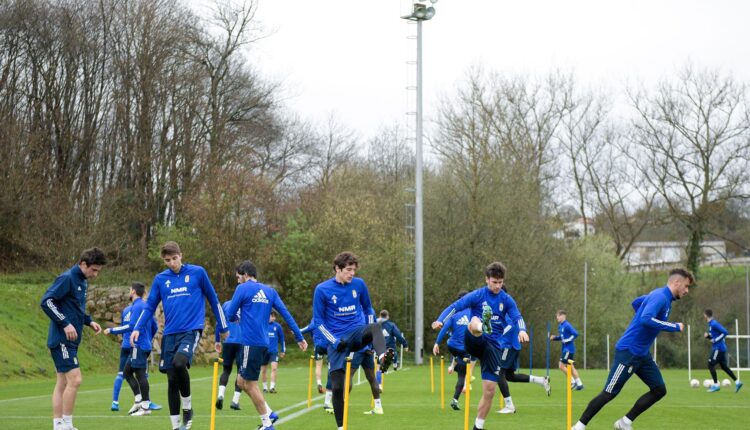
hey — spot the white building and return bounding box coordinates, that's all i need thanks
[624,240,726,270]
[553,218,596,240]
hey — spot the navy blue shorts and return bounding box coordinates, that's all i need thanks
[118,348,132,373]
[222,342,242,367]
[500,347,520,370]
[314,344,328,360]
[262,351,279,365]
[239,345,267,381]
[129,348,151,369]
[603,349,664,395]
[159,330,201,372]
[464,333,502,382]
[50,343,79,373]
[351,349,375,371]
[708,349,727,366]
[328,325,374,372]
[560,350,575,364]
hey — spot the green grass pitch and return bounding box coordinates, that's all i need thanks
[0,365,747,429]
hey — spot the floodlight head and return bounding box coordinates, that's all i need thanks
[425,6,436,19]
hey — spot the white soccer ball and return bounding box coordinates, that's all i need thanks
[722,379,731,387]
[703,379,712,388]
[690,379,700,388]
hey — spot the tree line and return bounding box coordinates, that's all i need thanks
[2,0,749,367]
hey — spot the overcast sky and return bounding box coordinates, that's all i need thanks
[191,0,750,140]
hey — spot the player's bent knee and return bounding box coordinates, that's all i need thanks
[172,352,189,370]
[652,385,666,398]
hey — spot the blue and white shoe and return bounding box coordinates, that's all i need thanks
[270,411,279,423]
[736,380,743,393]
[111,401,119,411]
[574,384,584,391]
[148,402,162,410]
[707,384,720,393]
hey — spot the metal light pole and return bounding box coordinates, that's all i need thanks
[583,260,588,370]
[402,1,436,365]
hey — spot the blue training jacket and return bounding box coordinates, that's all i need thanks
[615,286,680,356]
[110,304,134,349]
[110,299,158,350]
[552,320,578,354]
[381,320,409,349]
[436,309,471,352]
[225,279,303,347]
[313,277,376,348]
[215,301,242,344]
[134,263,227,336]
[435,286,525,350]
[268,321,286,353]
[500,315,521,350]
[41,265,93,348]
[708,319,729,352]
[300,317,327,347]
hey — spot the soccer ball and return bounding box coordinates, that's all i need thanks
[703,379,712,388]
[722,379,731,387]
[690,379,700,388]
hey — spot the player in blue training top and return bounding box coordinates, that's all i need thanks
[433,290,473,411]
[495,286,551,415]
[703,309,742,393]
[378,310,409,370]
[104,283,161,414]
[130,241,228,430]
[571,268,692,430]
[550,310,584,390]
[214,297,244,411]
[41,247,106,430]
[225,260,307,430]
[300,317,329,398]
[313,251,395,430]
[432,262,529,430]
[261,311,286,393]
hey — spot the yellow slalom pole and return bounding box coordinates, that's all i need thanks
[371,355,376,409]
[210,358,223,430]
[307,355,314,409]
[430,356,435,393]
[343,357,353,430]
[463,361,473,430]
[567,359,574,430]
[440,356,445,409]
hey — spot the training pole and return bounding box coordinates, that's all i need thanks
[210,358,223,430]
[687,325,692,381]
[736,319,741,380]
[606,334,611,370]
[546,320,551,378]
[567,360,573,430]
[440,356,445,409]
[430,356,435,393]
[401,344,404,368]
[463,361,472,430]
[343,357,352,430]
[529,325,534,374]
[307,355,314,408]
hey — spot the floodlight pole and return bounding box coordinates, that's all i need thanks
[414,17,425,366]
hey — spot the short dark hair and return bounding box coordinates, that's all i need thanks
[333,252,359,271]
[485,262,506,279]
[456,290,469,300]
[160,241,181,257]
[235,260,257,278]
[669,267,694,285]
[704,309,713,318]
[131,282,146,297]
[79,247,107,266]
[557,310,567,316]
[380,310,389,319]
[270,310,278,319]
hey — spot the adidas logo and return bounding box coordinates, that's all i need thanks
[457,315,470,326]
[252,289,269,304]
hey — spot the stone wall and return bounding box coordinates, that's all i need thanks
[86,286,220,362]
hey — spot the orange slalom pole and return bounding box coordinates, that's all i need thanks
[307,355,314,408]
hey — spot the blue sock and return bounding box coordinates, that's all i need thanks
[376,371,382,384]
[113,373,124,402]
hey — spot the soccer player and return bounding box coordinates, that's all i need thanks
[550,310,584,390]
[378,310,409,370]
[431,262,529,430]
[261,311,285,393]
[703,309,742,393]
[104,283,160,414]
[312,251,395,430]
[300,317,329,397]
[433,290,472,411]
[570,268,692,430]
[215,299,244,411]
[225,260,307,430]
[496,313,550,414]
[41,247,106,430]
[130,241,228,430]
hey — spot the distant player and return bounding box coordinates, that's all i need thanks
[214,297,244,411]
[550,310,583,390]
[432,262,529,430]
[313,251,395,430]
[433,290,472,411]
[571,268,692,430]
[104,292,135,412]
[130,241,228,430]
[300,317,329,397]
[41,247,106,430]
[378,310,409,370]
[261,311,285,393]
[703,309,742,393]
[225,260,307,430]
